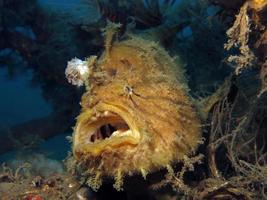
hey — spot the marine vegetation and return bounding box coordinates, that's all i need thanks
[0,0,267,199]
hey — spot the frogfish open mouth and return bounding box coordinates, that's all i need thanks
[65,22,202,191]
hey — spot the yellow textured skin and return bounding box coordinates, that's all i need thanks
[249,0,267,10]
[72,34,202,190]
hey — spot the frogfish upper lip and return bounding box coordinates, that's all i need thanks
[73,103,141,157]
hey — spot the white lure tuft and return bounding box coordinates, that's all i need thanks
[65,58,89,87]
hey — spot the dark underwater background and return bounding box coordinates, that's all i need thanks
[0,0,266,199]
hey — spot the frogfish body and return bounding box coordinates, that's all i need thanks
[65,22,202,191]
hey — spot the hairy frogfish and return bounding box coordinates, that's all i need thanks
[65,22,202,191]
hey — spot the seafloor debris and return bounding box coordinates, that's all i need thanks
[8,153,64,177]
[0,163,85,200]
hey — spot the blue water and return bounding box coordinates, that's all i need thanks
[0,68,52,126]
[0,0,84,163]
[0,66,71,162]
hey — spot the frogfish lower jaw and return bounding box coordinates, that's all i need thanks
[73,103,141,158]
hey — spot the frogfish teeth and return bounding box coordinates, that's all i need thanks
[66,26,202,191]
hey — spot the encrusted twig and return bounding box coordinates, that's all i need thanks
[150,155,204,196]
[224,2,256,74]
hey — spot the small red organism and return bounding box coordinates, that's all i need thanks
[26,194,44,200]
